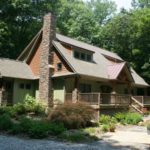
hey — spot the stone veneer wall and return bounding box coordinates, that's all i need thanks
[39,13,55,106]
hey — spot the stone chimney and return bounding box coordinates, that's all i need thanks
[39,13,55,106]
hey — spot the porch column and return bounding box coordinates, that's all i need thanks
[72,76,79,103]
[111,82,116,104]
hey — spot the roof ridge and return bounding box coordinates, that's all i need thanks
[0,58,25,64]
[56,33,119,57]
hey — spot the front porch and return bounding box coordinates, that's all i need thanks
[65,93,131,106]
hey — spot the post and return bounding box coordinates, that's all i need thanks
[72,76,79,103]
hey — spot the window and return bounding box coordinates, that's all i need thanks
[19,83,24,89]
[81,53,86,60]
[57,63,62,71]
[87,54,92,62]
[73,50,93,62]
[74,51,80,59]
[26,84,31,90]
[79,84,91,93]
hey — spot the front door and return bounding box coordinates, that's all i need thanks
[4,79,14,105]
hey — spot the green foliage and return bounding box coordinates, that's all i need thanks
[114,112,143,125]
[101,124,110,132]
[60,131,86,143]
[19,117,33,133]
[28,120,50,139]
[0,114,13,131]
[48,102,95,129]
[125,113,143,125]
[23,95,45,115]
[99,115,117,124]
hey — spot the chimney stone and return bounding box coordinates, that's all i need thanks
[39,13,55,106]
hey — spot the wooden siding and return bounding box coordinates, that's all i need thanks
[53,50,73,74]
[28,43,41,76]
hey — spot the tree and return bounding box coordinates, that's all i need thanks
[132,0,150,8]
[99,8,150,83]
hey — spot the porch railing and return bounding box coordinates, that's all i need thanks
[78,93,100,105]
[100,93,130,105]
[65,92,131,106]
[132,96,150,106]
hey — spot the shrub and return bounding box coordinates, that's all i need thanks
[60,131,86,142]
[10,123,22,135]
[13,103,26,115]
[28,120,50,139]
[99,115,112,124]
[114,112,142,125]
[0,114,13,131]
[109,123,116,132]
[101,124,110,132]
[48,102,95,129]
[0,106,16,117]
[48,122,66,135]
[19,117,33,133]
[114,112,126,123]
[125,113,142,125]
[24,95,45,115]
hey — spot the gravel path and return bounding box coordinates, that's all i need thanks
[0,134,149,150]
[0,135,125,150]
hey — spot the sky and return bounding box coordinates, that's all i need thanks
[83,0,132,11]
[112,0,132,10]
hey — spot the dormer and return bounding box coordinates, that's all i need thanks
[73,48,94,62]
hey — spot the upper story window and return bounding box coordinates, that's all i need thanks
[57,62,62,71]
[73,50,93,62]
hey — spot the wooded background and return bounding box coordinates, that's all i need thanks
[0,0,150,83]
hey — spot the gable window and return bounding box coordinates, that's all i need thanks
[73,50,93,62]
[57,62,62,71]
[79,84,91,93]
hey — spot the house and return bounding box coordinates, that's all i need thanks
[0,13,149,114]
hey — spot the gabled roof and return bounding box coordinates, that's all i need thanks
[130,68,149,87]
[53,41,109,80]
[0,58,35,79]
[56,33,123,61]
[107,63,126,79]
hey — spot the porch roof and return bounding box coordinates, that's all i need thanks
[0,58,35,80]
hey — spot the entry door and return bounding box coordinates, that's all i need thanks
[4,80,14,105]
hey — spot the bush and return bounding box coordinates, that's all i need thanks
[28,120,50,139]
[109,123,116,132]
[99,115,111,124]
[60,131,86,142]
[48,102,95,129]
[48,122,66,135]
[114,112,126,124]
[101,124,110,132]
[125,113,142,125]
[0,114,13,131]
[10,123,22,135]
[114,112,142,125]
[19,117,33,133]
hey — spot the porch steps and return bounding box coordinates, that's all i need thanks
[130,97,148,114]
[130,104,143,114]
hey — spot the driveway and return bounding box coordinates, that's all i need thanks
[0,119,150,150]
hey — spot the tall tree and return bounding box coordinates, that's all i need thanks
[99,8,150,83]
